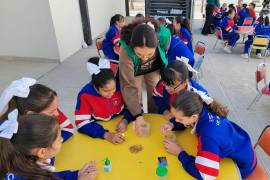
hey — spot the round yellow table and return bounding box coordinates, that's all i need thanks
[55,114,240,180]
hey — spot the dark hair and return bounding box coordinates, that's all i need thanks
[88,57,115,89]
[121,18,160,47]
[227,8,236,16]
[161,61,189,86]
[110,14,124,26]
[265,16,270,25]
[249,2,256,8]
[242,4,250,15]
[135,13,144,19]
[0,84,57,120]
[172,91,229,118]
[174,16,192,34]
[167,24,176,35]
[0,114,59,179]
[229,4,236,10]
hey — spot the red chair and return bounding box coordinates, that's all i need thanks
[244,164,268,180]
[247,63,270,110]
[245,125,270,180]
[213,27,227,49]
[243,17,254,26]
[193,41,206,80]
[254,125,270,156]
[95,37,104,57]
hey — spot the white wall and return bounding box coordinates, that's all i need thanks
[49,0,84,61]
[87,0,126,39]
[0,0,59,60]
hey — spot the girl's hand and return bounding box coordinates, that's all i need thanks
[104,132,125,144]
[116,118,128,133]
[134,116,145,136]
[164,139,183,156]
[160,122,174,135]
[78,161,98,180]
[163,110,174,121]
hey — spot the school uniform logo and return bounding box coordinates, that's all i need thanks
[112,98,120,106]
[5,173,15,180]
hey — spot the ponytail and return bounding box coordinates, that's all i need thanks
[0,84,57,120]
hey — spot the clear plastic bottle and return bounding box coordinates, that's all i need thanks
[156,166,168,180]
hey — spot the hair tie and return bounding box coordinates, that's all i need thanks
[87,58,110,75]
[0,109,19,139]
[0,78,36,115]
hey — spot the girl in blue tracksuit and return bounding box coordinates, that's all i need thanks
[166,24,195,66]
[212,6,222,28]
[1,113,98,180]
[220,9,240,53]
[153,61,213,130]
[162,91,257,179]
[173,16,193,54]
[242,16,270,58]
[238,4,252,26]
[102,14,125,60]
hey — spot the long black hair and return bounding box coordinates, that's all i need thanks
[0,114,59,179]
[110,14,124,26]
[88,57,115,90]
[174,16,192,34]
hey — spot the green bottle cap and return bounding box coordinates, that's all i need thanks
[105,158,110,165]
[156,166,168,177]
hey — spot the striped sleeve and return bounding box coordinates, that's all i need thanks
[75,94,107,139]
[195,136,221,179]
[153,81,169,114]
[57,109,74,142]
[112,32,120,55]
[178,136,221,180]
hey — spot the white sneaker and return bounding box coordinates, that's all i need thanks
[224,46,232,53]
[241,53,249,59]
[256,53,262,59]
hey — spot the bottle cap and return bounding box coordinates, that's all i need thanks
[156,166,168,177]
[105,158,110,165]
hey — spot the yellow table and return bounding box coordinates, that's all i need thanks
[55,114,239,180]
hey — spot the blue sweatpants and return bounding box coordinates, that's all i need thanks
[223,32,240,46]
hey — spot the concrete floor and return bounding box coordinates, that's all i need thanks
[0,19,269,177]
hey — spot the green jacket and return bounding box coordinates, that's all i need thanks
[120,25,170,75]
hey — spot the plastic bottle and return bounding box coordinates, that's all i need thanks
[104,158,111,172]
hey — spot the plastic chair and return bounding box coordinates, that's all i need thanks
[95,37,104,57]
[254,125,270,156]
[244,163,268,180]
[247,63,270,110]
[213,27,227,49]
[245,125,270,180]
[193,41,206,80]
[243,17,254,26]
[248,35,270,62]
